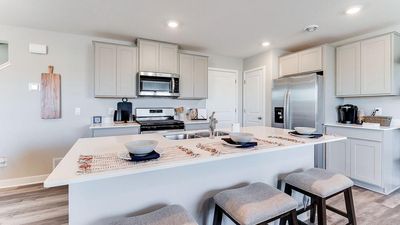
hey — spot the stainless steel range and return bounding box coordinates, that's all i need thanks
[136,108,184,134]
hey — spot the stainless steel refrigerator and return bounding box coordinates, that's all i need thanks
[271,73,325,168]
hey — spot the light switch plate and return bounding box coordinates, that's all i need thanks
[74,107,81,116]
[28,82,40,91]
[29,43,48,55]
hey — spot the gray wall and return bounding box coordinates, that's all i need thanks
[0,25,242,181]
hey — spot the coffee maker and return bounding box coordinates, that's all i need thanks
[337,104,358,124]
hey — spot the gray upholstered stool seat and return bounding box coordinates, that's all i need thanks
[284,168,354,198]
[111,205,198,225]
[214,182,298,225]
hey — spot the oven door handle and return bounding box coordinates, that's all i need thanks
[171,78,175,93]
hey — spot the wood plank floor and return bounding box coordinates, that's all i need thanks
[0,184,399,224]
[0,184,68,225]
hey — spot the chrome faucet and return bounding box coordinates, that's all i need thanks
[209,112,218,138]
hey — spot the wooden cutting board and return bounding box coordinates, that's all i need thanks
[41,65,61,119]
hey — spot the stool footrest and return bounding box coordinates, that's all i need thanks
[326,205,348,218]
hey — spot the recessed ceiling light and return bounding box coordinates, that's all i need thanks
[167,21,179,28]
[304,24,319,32]
[346,6,362,15]
[262,42,271,47]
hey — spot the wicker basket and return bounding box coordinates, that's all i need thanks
[363,116,392,126]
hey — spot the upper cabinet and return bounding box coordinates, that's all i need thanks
[137,39,178,74]
[336,42,361,96]
[279,53,299,77]
[298,47,323,72]
[279,46,323,77]
[179,53,208,99]
[336,33,400,97]
[94,42,138,98]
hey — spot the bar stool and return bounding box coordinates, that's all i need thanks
[213,182,299,225]
[111,205,198,225]
[282,168,356,225]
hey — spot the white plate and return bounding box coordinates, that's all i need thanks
[294,127,316,135]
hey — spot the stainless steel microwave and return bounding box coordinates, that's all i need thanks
[137,72,180,97]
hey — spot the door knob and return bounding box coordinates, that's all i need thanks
[258,117,262,120]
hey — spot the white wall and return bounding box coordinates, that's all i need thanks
[243,49,287,126]
[0,25,242,181]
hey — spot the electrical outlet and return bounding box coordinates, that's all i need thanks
[374,107,383,116]
[74,107,81,116]
[0,157,8,168]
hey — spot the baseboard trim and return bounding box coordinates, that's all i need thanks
[0,174,49,189]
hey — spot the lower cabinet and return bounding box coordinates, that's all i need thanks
[185,122,209,131]
[350,139,382,187]
[326,139,350,176]
[325,125,399,194]
[91,127,140,137]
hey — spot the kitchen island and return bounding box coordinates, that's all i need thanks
[44,126,345,225]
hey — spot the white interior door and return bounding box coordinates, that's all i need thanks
[243,67,265,127]
[207,68,239,128]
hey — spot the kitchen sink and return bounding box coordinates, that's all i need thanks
[163,131,229,140]
[163,133,197,140]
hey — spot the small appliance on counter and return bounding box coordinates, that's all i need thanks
[337,104,358,124]
[114,98,133,123]
[189,108,207,120]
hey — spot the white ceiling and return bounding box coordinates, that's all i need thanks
[0,0,399,58]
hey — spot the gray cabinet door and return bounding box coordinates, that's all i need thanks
[138,40,159,72]
[336,42,361,96]
[193,56,208,99]
[159,43,178,73]
[95,43,117,97]
[360,35,391,95]
[326,139,351,176]
[116,46,137,97]
[179,53,194,98]
[350,139,382,186]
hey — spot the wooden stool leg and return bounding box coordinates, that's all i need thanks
[309,198,317,224]
[316,197,327,225]
[213,204,223,225]
[279,184,294,225]
[344,187,357,225]
[288,209,299,225]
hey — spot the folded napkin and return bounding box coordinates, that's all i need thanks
[128,151,160,162]
[288,131,323,139]
[222,138,258,148]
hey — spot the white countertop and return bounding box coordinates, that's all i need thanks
[324,123,400,131]
[44,126,345,188]
[89,122,140,129]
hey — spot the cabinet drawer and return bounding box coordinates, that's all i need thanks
[325,126,383,142]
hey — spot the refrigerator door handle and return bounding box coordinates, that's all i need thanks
[286,90,291,129]
[283,90,288,129]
